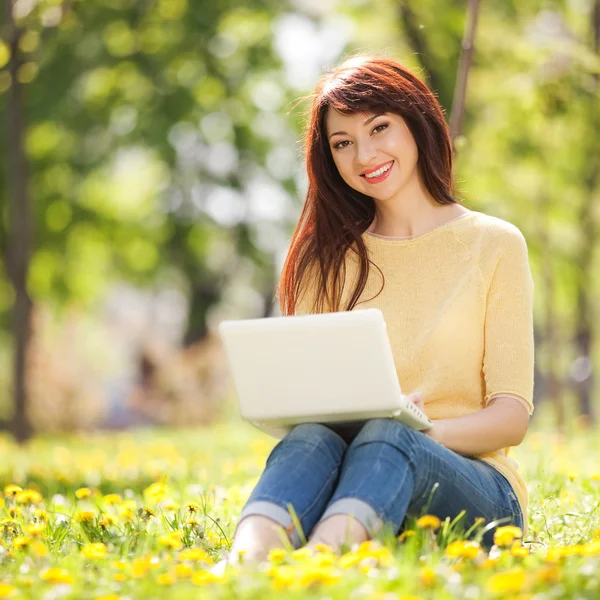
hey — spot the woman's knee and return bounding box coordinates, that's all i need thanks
[350,418,420,448]
[268,423,347,466]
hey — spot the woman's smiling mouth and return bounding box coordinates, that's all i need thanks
[360,160,394,183]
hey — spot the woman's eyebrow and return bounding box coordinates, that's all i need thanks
[328,113,385,139]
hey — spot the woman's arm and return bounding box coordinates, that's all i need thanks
[413,395,530,456]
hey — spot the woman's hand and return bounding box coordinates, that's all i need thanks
[407,392,443,444]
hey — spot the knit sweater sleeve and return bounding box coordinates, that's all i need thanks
[482,228,535,413]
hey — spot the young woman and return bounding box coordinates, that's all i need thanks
[228,54,534,564]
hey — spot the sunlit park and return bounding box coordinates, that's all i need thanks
[1,0,600,598]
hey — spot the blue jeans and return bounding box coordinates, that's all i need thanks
[238,419,523,548]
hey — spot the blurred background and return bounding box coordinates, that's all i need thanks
[0,0,598,442]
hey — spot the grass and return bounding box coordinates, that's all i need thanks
[0,418,599,599]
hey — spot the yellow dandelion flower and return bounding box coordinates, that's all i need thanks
[82,543,107,559]
[419,566,436,587]
[7,507,20,518]
[31,540,48,557]
[41,568,74,585]
[144,482,168,502]
[416,515,441,530]
[16,489,42,504]
[117,500,137,519]
[187,518,200,526]
[113,574,127,582]
[161,499,179,511]
[192,571,222,585]
[268,548,286,563]
[95,595,121,600]
[142,507,156,518]
[297,565,342,588]
[493,525,523,547]
[291,547,314,561]
[157,573,175,585]
[185,503,200,513]
[178,548,211,563]
[76,511,95,523]
[487,569,527,594]
[26,523,46,536]
[102,494,122,505]
[511,541,529,558]
[398,530,416,542]
[445,540,481,559]
[4,485,22,497]
[175,563,193,578]
[313,543,333,553]
[99,515,117,528]
[584,540,600,555]
[339,552,362,569]
[34,509,48,521]
[75,488,92,499]
[13,536,31,549]
[536,565,561,583]
[159,530,184,550]
[400,596,424,600]
[0,584,16,598]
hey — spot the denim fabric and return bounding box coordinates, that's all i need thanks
[238,419,523,548]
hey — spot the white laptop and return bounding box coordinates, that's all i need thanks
[218,308,432,439]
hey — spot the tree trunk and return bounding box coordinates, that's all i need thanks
[572,0,600,425]
[5,0,34,442]
[449,0,481,145]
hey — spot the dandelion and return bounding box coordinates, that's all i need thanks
[493,525,523,547]
[445,540,481,559]
[95,596,121,600]
[0,584,16,598]
[82,543,107,560]
[419,566,436,587]
[159,531,184,550]
[13,536,30,549]
[157,573,175,585]
[161,499,179,511]
[144,482,168,503]
[398,530,416,542]
[511,541,529,558]
[179,548,212,563]
[268,548,287,563]
[41,568,74,585]
[192,571,222,585]
[76,511,95,523]
[30,540,48,557]
[15,489,42,504]
[185,503,200,513]
[175,564,193,578]
[26,523,46,536]
[75,488,92,499]
[102,494,121,505]
[416,515,441,530]
[487,568,527,594]
[4,485,22,497]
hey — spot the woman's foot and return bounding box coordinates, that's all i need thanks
[227,515,290,566]
[306,514,370,552]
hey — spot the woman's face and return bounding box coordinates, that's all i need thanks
[324,109,420,201]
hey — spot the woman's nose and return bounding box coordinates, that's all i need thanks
[355,140,378,166]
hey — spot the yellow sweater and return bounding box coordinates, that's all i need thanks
[295,210,535,523]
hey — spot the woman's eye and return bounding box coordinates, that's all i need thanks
[333,140,350,150]
[332,123,388,150]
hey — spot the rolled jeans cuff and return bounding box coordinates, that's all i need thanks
[237,500,304,549]
[319,498,384,538]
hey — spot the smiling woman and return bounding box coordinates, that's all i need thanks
[225,54,534,566]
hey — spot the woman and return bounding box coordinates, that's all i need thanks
[228,54,534,564]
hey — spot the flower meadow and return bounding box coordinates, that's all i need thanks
[1,423,600,600]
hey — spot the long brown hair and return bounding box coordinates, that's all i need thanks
[278,54,456,315]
